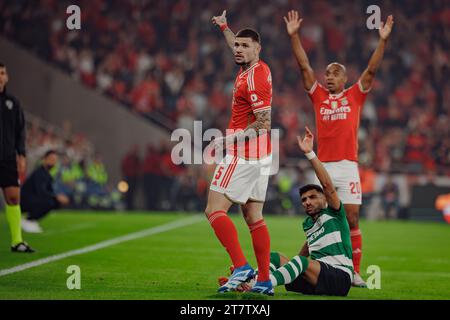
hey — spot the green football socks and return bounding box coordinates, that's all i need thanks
[270,254,309,286]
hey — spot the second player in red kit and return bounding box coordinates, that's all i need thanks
[284,10,394,286]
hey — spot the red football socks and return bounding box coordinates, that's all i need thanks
[249,219,270,282]
[350,228,362,274]
[208,211,247,268]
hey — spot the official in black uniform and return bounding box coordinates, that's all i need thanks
[21,150,70,233]
[0,63,34,252]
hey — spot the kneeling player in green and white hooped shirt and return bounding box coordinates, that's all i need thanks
[271,126,353,296]
[221,126,354,296]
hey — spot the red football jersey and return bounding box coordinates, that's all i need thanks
[308,81,370,162]
[227,60,272,159]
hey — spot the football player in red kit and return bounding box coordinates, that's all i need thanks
[284,10,394,286]
[206,10,274,295]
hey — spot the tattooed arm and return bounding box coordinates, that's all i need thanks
[234,109,271,142]
[211,109,271,152]
[246,109,271,135]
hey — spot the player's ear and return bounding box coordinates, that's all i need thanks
[3,68,8,81]
[322,196,328,208]
[255,43,261,55]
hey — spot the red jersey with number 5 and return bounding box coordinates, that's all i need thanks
[228,60,272,159]
[307,80,370,162]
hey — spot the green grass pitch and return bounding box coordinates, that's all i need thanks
[0,211,449,300]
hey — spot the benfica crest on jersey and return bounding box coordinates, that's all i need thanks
[340,98,349,105]
[331,100,339,109]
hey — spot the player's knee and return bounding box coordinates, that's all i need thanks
[6,196,20,206]
[346,213,359,229]
[204,206,213,217]
[243,213,253,225]
[242,208,263,226]
[244,214,263,226]
[204,206,226,218]
[344,206,359,228]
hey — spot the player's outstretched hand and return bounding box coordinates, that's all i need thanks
[284,10,303,36]
[297,126,314,154]
[212,10,227,28]
[379,15,394,40]
[56,194,70,206]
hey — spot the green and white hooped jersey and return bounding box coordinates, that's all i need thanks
[303,202,354,280]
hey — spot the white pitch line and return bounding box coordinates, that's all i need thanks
[0,215,203,277]
[42,223,97,236]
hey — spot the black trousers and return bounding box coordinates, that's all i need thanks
[21,196,58,221]
[124,176,138,210]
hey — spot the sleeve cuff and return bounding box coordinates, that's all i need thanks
[253,106,271,113]
[358,80,371,94]
[306,81,318,95]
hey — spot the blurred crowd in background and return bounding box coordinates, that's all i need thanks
[1,0,449,217]
[25,114,123,210]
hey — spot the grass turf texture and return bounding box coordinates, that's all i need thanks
[0,211,449,300]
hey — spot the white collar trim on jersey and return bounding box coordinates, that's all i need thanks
[239,61,260,78]
[329,88,348,99]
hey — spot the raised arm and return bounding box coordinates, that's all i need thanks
[211,10,235,51]
[284,10,316,91]
[297,127,340,210]
[359,15,394,91]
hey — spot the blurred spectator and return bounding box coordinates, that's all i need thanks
[170,168,202,211]
[359,162,376,217]
[121,145,141,210]
[53,154,84,201]
[159,141,185,210]
[25,114,122,211]
[381,176,400,219]
[141,144,162,210]
[86,154,109,193]
[21,150,70,233]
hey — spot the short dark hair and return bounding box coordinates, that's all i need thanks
[43,149,57,158]
[0,63,5,68]
[236,28,261,44]
[299,184,324,197]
